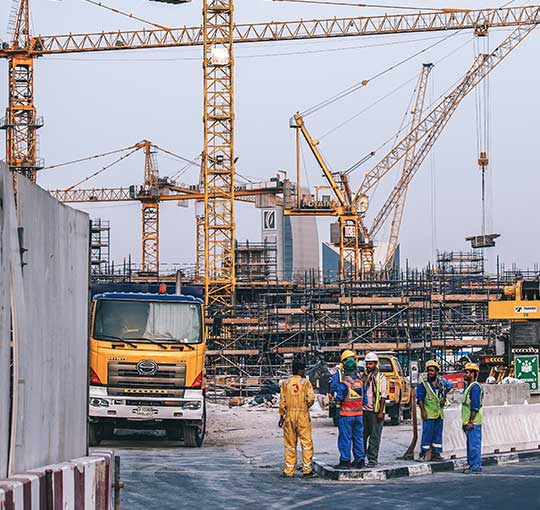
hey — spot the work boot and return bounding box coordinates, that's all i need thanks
[432,453,444,462]
[303,471,316,478]
[280,472,294,478]
[352,460,365,469]
[462,468,482,475]
[333,460,351,470]
[366,461,377,468]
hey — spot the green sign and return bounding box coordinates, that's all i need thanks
[515,355,539,392]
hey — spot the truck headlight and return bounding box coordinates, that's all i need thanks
[183,401,201,410]
[90,398,110,407]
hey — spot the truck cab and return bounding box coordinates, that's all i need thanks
[89,292,206,447]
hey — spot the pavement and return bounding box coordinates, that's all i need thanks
[99,402,540,510]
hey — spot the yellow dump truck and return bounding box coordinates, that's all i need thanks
[88,292,206,447]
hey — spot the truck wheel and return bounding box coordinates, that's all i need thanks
[89,423,102,446]
[390,400,402,426]
[402,399,412,421]
[184,403,206,448]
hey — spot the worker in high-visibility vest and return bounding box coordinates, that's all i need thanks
[462,362,484,474]
[279,360,316,478]
[363,352,387,468]
[329,350,356,422]
[417,360,453,461]
[334,358,365,469]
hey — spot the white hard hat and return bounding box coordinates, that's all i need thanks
[365,352,379,362]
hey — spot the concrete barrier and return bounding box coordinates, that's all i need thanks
[0,451,113,510]
[482,383,530,406]
[443,404,540,459]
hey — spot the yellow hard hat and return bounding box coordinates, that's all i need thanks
[465,362,480,372]
[341,350,356,362]
[425,360,440,371]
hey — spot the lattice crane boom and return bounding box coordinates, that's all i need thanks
[2,5,539,57]
[382,63,433,270]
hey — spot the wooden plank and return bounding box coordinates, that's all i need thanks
[206,349,260,356]
[339,296,410,305]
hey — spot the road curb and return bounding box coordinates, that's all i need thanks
[313,449,540,481]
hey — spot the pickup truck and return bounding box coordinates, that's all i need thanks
[329,354,412,426]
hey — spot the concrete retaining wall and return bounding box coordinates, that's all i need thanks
[482,383,530,406]
[12,175,89,474]
[443,403,540,458]
[0,451,113,510]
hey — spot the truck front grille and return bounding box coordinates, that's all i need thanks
[108,362,186,397]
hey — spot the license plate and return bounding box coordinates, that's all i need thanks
[133,406,155,417]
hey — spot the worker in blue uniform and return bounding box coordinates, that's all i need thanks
[416,360,453,461]
[329,350,356,424]
[333,358,365,469]
[462,362,484,474]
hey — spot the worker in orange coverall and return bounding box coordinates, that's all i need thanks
[278,360,316,478]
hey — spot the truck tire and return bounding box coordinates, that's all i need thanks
[390,396,402,426]
[184,403,206,448]
[89,423,102,446]
[402,398,412,421]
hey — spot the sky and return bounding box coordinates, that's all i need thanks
[0,0,539,273]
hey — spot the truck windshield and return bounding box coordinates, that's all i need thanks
[93,299,202,344]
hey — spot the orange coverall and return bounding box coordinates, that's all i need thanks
[279,375,316,476]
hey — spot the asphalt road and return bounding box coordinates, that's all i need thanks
[116,441,540,510]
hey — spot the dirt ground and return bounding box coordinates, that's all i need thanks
[205,399,415,468]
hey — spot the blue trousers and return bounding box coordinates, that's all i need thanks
[465,425,482,472]
[420,418,444,455]
[338,414,364,463]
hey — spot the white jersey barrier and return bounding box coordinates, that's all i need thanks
[0,451,113,510]
[442,404,540,459]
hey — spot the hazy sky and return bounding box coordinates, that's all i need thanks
[1,0,538,272]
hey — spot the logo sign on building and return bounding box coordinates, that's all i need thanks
[344,225,356,238]
[515,354,539,391]
[263,210,276,230]
[409,361,419,387]
[514,305,538,314]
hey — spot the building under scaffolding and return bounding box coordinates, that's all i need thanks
[205,268,509,390]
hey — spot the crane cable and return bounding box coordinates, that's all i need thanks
[300,29,464,117]
[43,145,139,171]
[82,0,171,31]
[271,0,469,12]
[64,146,142,191]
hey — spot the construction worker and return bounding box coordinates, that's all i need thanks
[334,358,365,469]
[278,360,316,478]
[417,360,453,461]
[363,352,387,468]
[462,362,484,474]
[329,350,356,422]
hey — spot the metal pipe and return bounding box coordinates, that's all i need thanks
[45,469,54,510]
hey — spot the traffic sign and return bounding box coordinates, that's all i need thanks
[515,355,539,392]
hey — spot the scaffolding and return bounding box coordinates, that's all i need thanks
[205,268,508,391]
[90,219,110,275]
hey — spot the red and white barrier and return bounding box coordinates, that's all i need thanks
[0,451,113,510]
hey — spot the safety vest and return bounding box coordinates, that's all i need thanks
[365,372,385,413]
[340,376,364,417]
[461,381,483,426]
[422,380,444,420]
